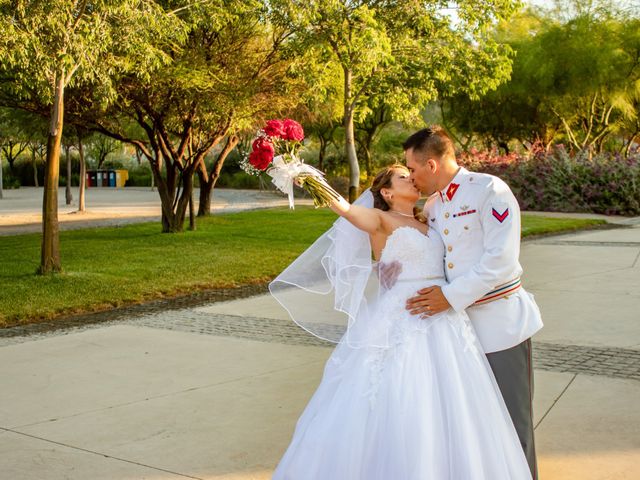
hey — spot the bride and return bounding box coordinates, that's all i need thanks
[269,165,532,479]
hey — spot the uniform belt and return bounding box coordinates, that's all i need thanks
[473,278,522,306]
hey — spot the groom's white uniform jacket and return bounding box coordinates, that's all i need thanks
[424,167,543,354]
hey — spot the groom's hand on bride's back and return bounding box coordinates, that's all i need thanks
[406,286,451,317]
[378,261,402,291]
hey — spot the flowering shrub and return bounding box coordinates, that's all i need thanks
[459,147,640,216]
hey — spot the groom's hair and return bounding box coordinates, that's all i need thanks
[402,126,456,163]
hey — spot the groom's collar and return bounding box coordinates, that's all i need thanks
[438,167,468,203]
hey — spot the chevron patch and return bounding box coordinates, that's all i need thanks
[492,208,509,223]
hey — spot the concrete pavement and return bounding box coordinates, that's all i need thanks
[1,223,639,479]
[0,187,314,235]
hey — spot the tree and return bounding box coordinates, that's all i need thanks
[65,144,73,203]
[77,131,88,212]
[0,109,29,175]
[28,141,46,187]
[355,102,391,176]
[437,3,640,154]
[87,134,120,168]
[0,0,183,273]
[84,1,301,227]
[0,109,30,199]
[271,0,519,201]
[292,49,343,172]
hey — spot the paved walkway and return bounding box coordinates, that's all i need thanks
[2,187,638,237]
[0,187,313,235]
[1,216,639,478]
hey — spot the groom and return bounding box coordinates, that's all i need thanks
[403,126,543,479]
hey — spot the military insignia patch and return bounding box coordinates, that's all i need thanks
[492,208,509,223]
[460,205,470,211]
[446,183,460,201]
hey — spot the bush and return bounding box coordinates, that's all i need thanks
[215,171,262,189]
[2,171,21,189]
[459,147,640,216]
[11,157,44,186]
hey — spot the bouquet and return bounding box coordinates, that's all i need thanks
[240,119,340,209]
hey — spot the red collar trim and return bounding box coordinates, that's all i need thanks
[442,182,459,202]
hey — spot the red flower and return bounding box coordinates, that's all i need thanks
[248,137,274,170]
[263,119,285,138]
[282,119,304,142]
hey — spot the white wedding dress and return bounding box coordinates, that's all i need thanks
[272,226,532,480]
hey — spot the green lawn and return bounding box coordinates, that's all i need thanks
[0,208,605,327]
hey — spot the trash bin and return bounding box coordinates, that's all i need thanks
[115,169,128,188]
[108,170,116,187]
[100,170,109,187]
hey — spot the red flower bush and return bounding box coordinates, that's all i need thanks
[459,147,640,216]
[248,137,274,170]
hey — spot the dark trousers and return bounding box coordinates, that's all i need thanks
[486,338,538,480]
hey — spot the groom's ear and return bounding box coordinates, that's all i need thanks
[427,158,438,173]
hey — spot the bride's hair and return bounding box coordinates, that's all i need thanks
[370,164,426,223]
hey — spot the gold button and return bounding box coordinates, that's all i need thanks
[464,225,469,230]
[444,212,450,219]
[444,229,449,235]
[448,262,454,269]
[447,246,452,252]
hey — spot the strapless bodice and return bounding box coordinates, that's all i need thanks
[379,226,446,285]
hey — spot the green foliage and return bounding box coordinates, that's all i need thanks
[0,0,184,105]
[125,165,152,187]
[270,0,520,197]
[272,0,518,122]
[215,171,262,189]
[438,2,640,154]
[1,169,20,188]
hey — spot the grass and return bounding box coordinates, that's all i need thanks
[520,215,606,237]
[0,208,605,327]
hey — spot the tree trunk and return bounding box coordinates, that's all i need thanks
[164,171,195,233]
[498,141,510,155]
[155,175,179,233]
[152,162,188,234]
[364,145,372,178]
[39,74,65,275]
[0,155,4,199]
[624,132,638,157]
[318,135,327,171]
[188,186,195,231]
[197,179,212,217]
[6,152,14,173]
[197,135,238,217]
[344,109,359,202]
[32,148,39,187]
[343,68,360,203]
[78,136,86,212]
[65,145,73,205]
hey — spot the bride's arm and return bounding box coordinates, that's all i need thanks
[328,194,383,235]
